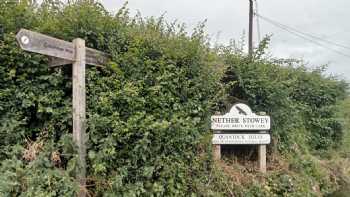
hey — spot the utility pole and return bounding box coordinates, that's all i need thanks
[248,0,254,57]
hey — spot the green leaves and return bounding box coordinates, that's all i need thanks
[1,1,220,195]
[220,37,348,152]
[1,1,347,196]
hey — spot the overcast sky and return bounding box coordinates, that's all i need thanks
[99,0,350,81]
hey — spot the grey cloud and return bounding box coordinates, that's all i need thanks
[96,1,350,81]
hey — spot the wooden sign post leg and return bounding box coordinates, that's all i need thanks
[258,131,267,173]
[72,38,87,197]
[213,132,221,160]
[213,111,222,160]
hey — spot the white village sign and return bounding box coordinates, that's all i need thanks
[211,103,270,131]
[16,29,109,197]
[211,103,271,173]
[212,133,271,145]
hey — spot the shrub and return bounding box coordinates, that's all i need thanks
[0,0,220,195]
[219,37,348,152]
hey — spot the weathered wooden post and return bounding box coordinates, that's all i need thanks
[16,29,109,197]
[213,140,221,160]
[72,38,87,196]
[213,112,221,160]
[258,130,267,173]
[257,112,267,173]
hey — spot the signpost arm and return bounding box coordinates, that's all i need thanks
[72,38,87,197]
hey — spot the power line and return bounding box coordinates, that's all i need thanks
[256,13,350,51]
[256,13,350,59]
[259,16,350,59]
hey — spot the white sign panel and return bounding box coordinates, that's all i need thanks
[211,103,270,130]
[212,133,271,145]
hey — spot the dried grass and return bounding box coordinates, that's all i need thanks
[22,140,43,162]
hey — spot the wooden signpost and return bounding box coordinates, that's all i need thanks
[211,103,271,173]
[16,29,109,197]
[16,29,108,67]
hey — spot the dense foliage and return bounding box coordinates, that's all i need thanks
[220,39,348,152]
[0,0,348,196]
[0,1,220,195]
